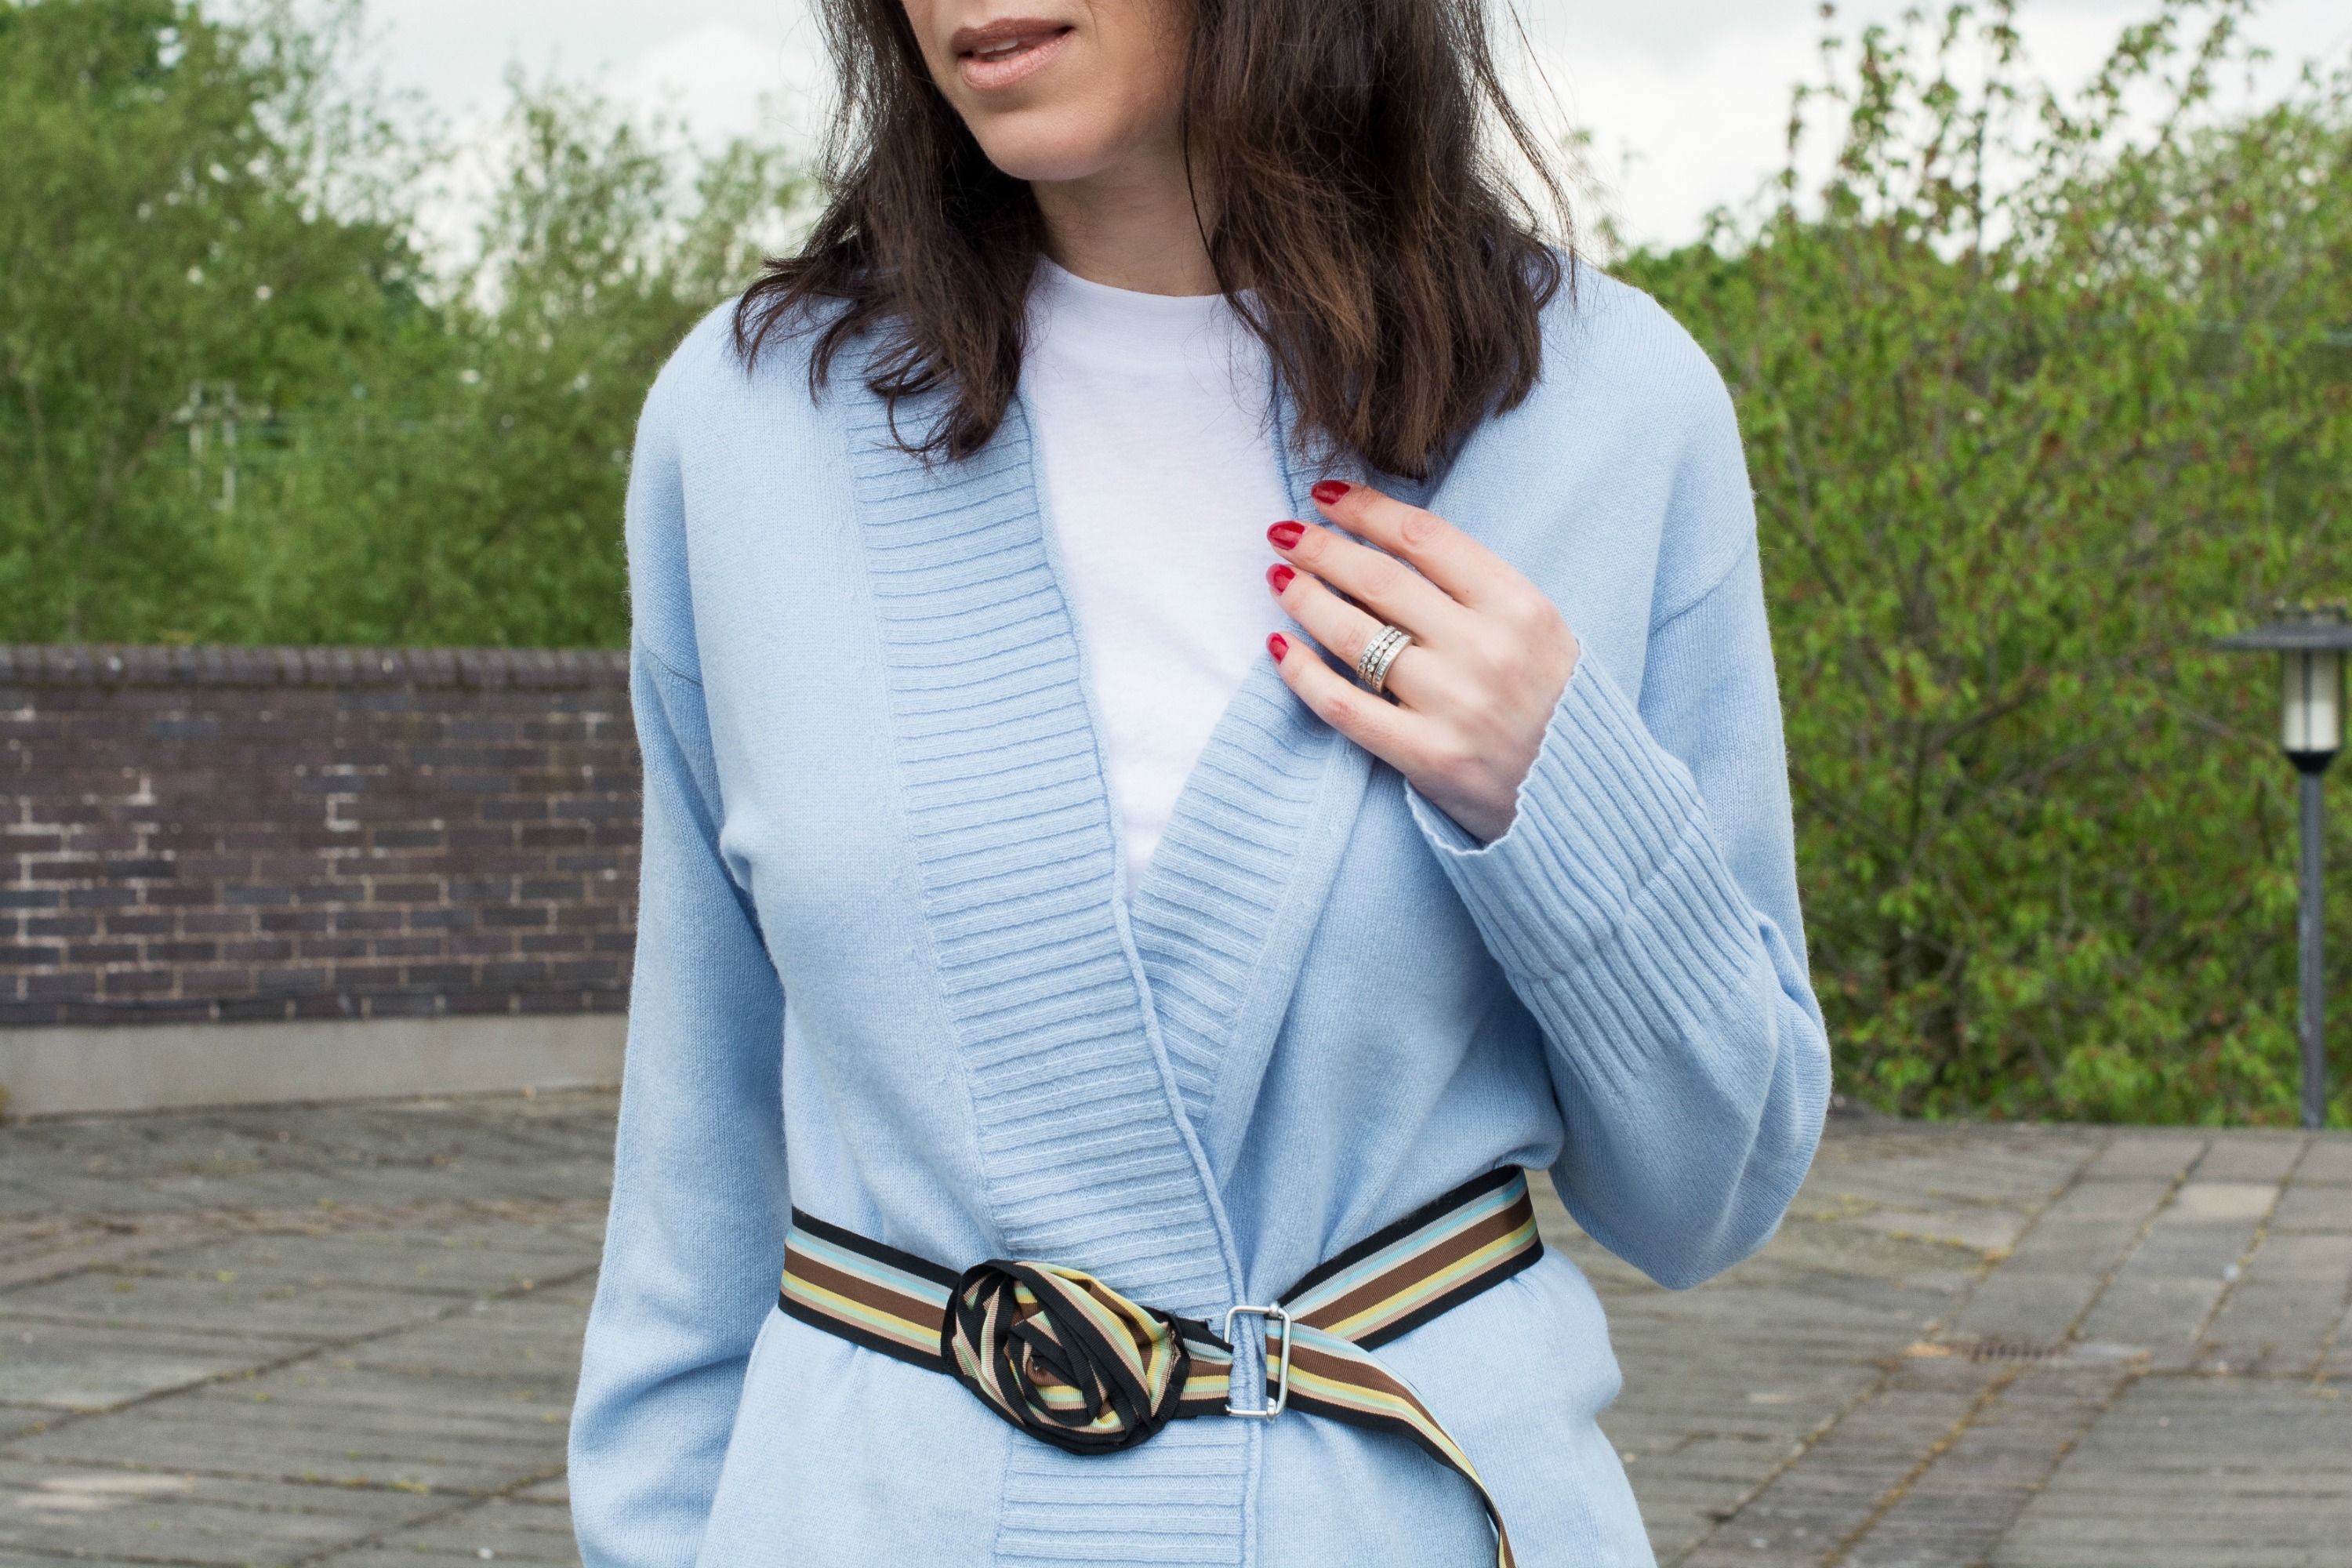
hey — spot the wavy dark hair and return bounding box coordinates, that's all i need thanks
[734,0,1570,479]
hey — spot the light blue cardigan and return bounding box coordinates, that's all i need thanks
[568,267,1831,1568]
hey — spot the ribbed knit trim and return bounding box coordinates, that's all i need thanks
[1408,655,1760,1058]
[846,394,1251,1568]
[1123,418,1378,1187]
[996,1421,1251,1566]
[1128,677,1330,1129]
[848,396,1232,1301]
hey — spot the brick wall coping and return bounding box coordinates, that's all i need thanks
[0,645,630,691]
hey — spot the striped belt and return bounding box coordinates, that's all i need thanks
[781,1167,1542,1568]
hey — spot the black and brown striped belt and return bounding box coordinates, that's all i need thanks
[781,1166,1543,1568]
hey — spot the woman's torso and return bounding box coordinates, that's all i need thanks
[605,266,1773,1567]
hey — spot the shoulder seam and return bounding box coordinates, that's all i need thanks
[634,633,705,689]
[1648,533,1758,636]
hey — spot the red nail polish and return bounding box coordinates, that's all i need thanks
[1268,521,1305,549]
[1266,564,1295,593]
[1311,480,1352,506]
[1267,633,1289,660]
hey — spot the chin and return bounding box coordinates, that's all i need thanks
[967,111,1145,185]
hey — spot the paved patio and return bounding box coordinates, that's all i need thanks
[0,1093,2344,1566]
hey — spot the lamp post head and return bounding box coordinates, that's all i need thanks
[2216,603,2352,773]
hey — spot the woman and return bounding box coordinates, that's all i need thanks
[568,0,1829,1562]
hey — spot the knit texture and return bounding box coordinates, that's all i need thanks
[849,394,1232,1312]
[568,269,1830,1568]
[1131,678,1332,1135]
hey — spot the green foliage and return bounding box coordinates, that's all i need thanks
[0,0,802,647]
[1619,0,2352,1123]
[7,0,2351,1123]
[220,82,801,645]
[0,0,423,638]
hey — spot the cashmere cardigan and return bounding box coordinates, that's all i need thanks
[568,265,1832,1568]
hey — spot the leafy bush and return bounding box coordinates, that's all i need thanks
[1618,0,2352,1123]
[5,0,2350,1122]
[0,0,424,638]
[218,82,800,646]
[0,0,799,647]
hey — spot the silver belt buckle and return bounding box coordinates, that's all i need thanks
[1221,1303,1293,1419]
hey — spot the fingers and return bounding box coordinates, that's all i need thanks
[1265,562,1434,706]
[1268,517,1464,638]
[1265,633,1435,774]
[1265,485,1581,842]
[1305,480,1521,610]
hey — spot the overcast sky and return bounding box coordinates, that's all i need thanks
[365,0,2352,249]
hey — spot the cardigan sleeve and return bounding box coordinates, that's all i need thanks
[1408,540,1831,1291]
[568,376,790,1566]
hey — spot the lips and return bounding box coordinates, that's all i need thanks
[949,16,1073,92]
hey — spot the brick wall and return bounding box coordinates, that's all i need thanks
[0,646,641,1027]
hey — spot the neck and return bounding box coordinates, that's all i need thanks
[1031,137,1218,297]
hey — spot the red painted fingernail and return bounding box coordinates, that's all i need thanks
[1266,564,1295,593]
[1311,480,1352,506]
[1267,633,1289,660]
[1268,521,1305,549]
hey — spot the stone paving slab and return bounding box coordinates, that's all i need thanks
[0,1094,612,1567]
[1652,1123,2352,1568]
[0,1093,2345,1566]
[1992,1375,2352,1568]
[0,1320,314,1411]
[0,1457,446,1564]
[334,1494,583,1564]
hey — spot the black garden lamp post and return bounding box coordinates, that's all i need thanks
[2216,604,2352,1129]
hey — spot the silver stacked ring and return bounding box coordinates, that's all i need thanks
[1356,624,1413,694]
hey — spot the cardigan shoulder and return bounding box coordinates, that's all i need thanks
[1512,261,1759,627]
[640,295,840,427]
[625,303,737,685]
[623,308,717,685]
[641,291,871,434]
[626,297,851,682]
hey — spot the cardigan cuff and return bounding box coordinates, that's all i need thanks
[1406,655,1759,995]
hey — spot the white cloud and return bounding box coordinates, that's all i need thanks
[609,20,829,149]
[367,0,2351,249]
[1530,0,2352,248]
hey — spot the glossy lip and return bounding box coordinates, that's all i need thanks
[949,16,1075,93]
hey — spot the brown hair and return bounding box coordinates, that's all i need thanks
[734,0,1570,479]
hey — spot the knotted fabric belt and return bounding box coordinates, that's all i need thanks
[781,1167,1542,1568]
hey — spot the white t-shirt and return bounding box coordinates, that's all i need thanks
[1022,260,1294,902]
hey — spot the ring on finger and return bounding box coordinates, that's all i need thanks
[1356,624,1414,694]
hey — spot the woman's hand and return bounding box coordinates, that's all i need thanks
[1265,480,1581,844]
